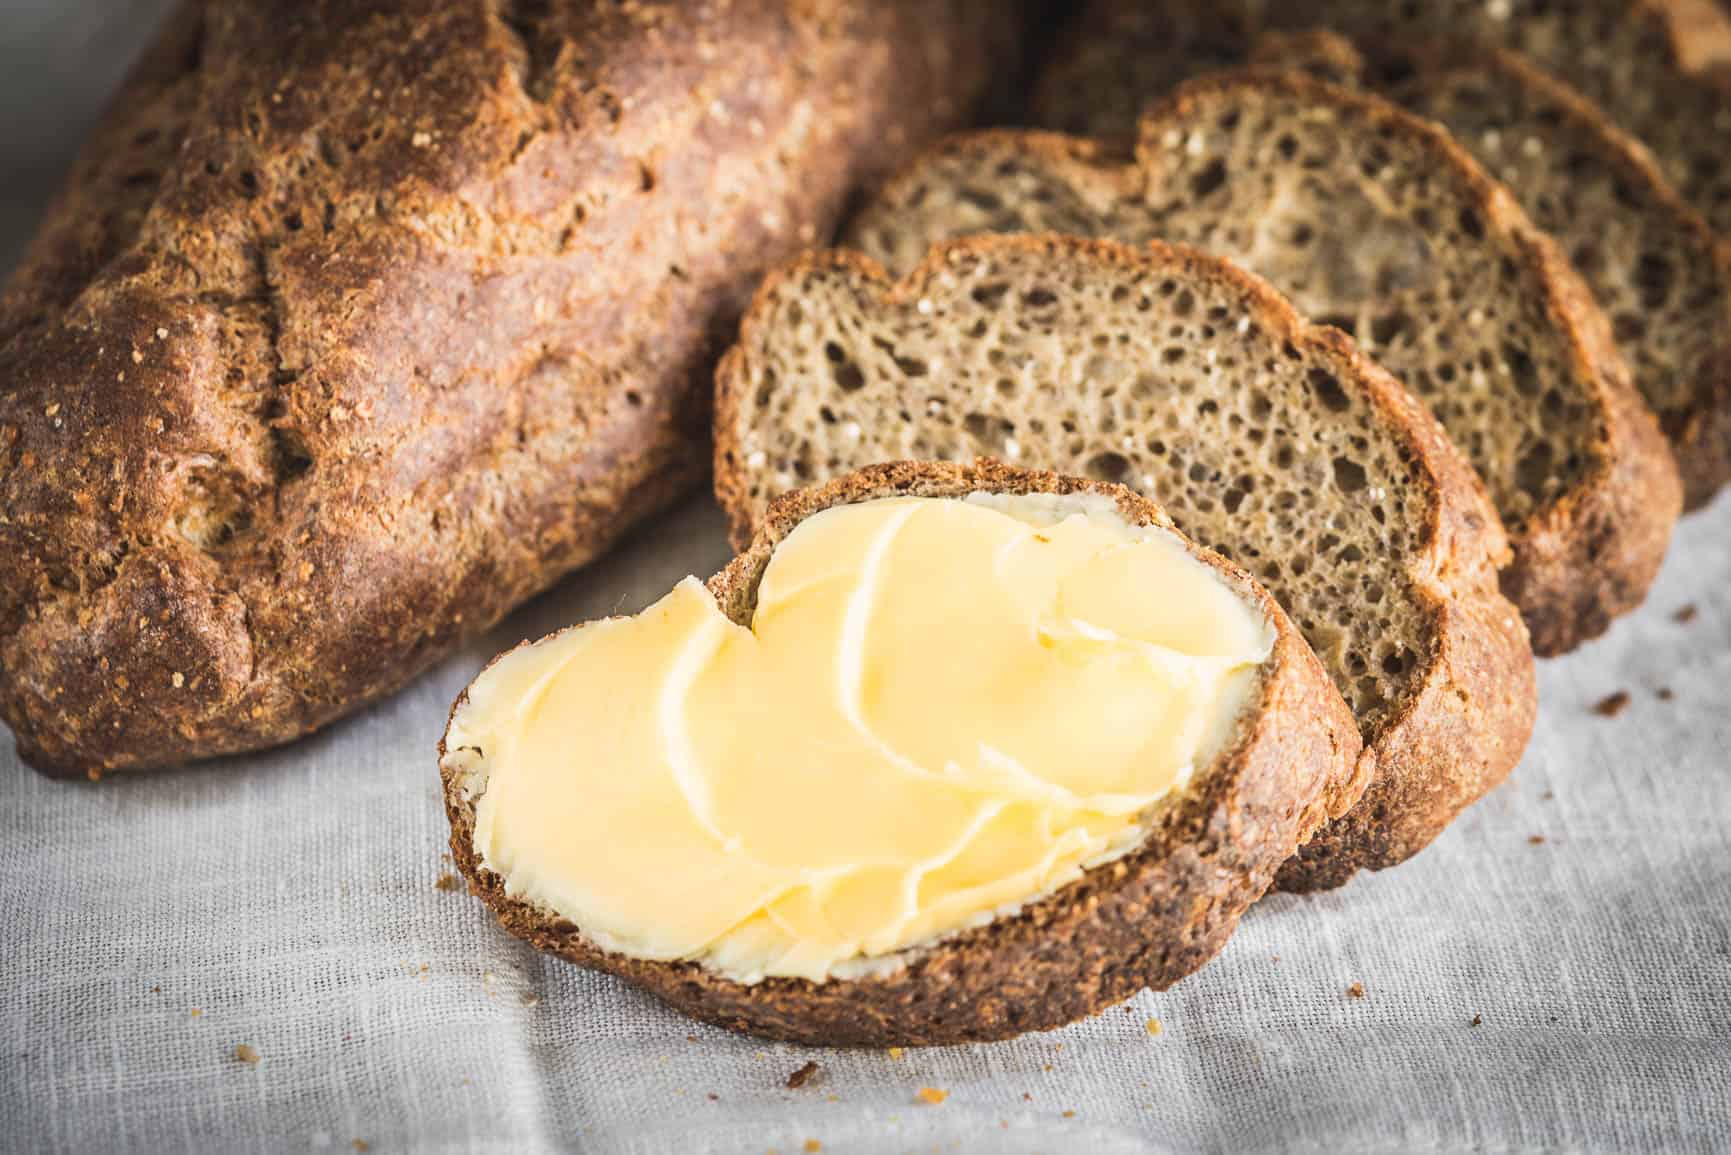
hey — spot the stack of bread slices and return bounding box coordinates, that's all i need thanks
[445,3,1728,1043]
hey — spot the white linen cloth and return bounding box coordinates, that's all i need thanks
[2,5,1728,1152]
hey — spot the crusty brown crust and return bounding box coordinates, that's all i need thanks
[0,0,1023,777]
[1136,71,1682,657]
[440,460,1365,1045]
[713,235,1538,892]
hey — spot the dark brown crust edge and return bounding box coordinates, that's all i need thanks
[1135,69,1683,658]
[440,460,1364,1046]
[712,235,1537,893]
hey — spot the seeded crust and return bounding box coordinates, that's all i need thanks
[1031,0,1731,239]
[713,236,1538,891]
[843,72,1683,655]
[0,0,1023,776]
[440,460,1363,1046]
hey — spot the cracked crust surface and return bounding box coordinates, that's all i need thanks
[440,460,1364,1045]
[0,0,1021,775]
[712,236,1537,890]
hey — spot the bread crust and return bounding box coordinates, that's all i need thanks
[440,460,1364,1045]
[713,235,1538,892]
[0,0,1021,776]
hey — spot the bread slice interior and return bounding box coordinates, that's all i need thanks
[714,236,1536,891]
[848,71,1682,653]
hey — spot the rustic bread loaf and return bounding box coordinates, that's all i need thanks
[1250,29,1730,511]
[443,459,1364,1045]
[0,0,1023,775]
[1032,0,1731,239]
[846,73,1682,654]
[713,236,1537,891]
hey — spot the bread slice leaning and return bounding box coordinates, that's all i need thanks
[1032,0,1731,240]
[1248,29,1731,510]
[847,72,1683,655]
[440,460,1363,1046]
[714,236,1537,892]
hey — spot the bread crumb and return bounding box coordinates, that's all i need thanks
[150,986,160,994]
[1471,1014,1483,1027]
[886,1047,904,1060]
[1144,1017,1162,1036]
[171,672,185,689]
[916,1087,948,1105]
[131,349,144,364]
[707,1092,719,1101]
[155,327,169,340]
[86,768,103,782]
[352,1142,369,1153]
[234,1044,260,1065]
[1062,1110,1077,1118]
[1529,834,1546,845]
[190,1008,202,1018]
[786,1061,819,1089]
[1656,687,1675,701]
[803,1140,822,1153]
[1592,691,1630,717]
[1346,982,1365,999]
[434,873,462,891]
[1042,1064,1053,1072]
[1673,604,1698,624]
[1023,1092,1033,1101]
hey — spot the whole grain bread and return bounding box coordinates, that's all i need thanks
[441,459,1364,1045]
[1032,0,1731,239]
[0,0,1024,776]
[1253,29,1731,511]
[713,236,1537,891]
[1356,38,1731,510]
[846,72,1683,654]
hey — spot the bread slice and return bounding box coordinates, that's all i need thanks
[714,236,1537,891]
[441,460,1363,1045]
[846,72,1683,655]
[1248,30,1731,511]
[1031,1,1731,239]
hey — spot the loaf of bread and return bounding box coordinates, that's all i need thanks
[1252,28,1730,511]
[443,459,1364,1044]
[0,0,1024,775]
[846,72,1683,655]
[714,236,1537,891]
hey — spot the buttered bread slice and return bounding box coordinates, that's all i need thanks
[714,236,1537,891]
[440,462,1362,1045]
[846,72,1682,655]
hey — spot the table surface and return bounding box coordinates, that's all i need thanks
[2,6,1729,1154]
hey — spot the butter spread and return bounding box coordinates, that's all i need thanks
[445,494,1273,984]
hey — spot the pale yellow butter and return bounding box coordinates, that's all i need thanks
[444,494,1273,984]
